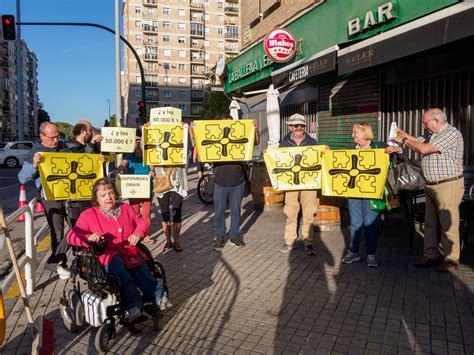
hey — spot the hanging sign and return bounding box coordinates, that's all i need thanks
[264,28,296,63]
[115,174,151,199]
[101,127,136,153]
[321,149,389,199]
[150,107,182,125]
[264,146,329,191]
[143,123,188,166]
[38,152,104,201]
[193,119,255,162]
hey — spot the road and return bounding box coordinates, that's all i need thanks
[0,166,37,214]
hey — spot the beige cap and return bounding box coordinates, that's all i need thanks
[286,113,306,126]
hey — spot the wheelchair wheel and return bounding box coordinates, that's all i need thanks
[95,322,116,353]
[197,173,214,205]
[60,290,84,332]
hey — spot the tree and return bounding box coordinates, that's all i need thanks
[201,90,231,119]
[37,101,50,126]
[55,121,74,140]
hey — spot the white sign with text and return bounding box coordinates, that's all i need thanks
[150,107,182,125]
[115,174,150,199]
[101,127,136,153]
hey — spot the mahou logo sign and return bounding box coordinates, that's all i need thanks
[264,28,296,63]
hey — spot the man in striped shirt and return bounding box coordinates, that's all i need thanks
[395,108,464,272]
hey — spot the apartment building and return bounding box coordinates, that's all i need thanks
[0,38,38,141]
[122,0,240,126]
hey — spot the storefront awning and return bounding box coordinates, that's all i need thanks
[338,3,474,75]
[271,45,339,87]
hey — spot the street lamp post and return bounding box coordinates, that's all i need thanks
[106,99,111,119]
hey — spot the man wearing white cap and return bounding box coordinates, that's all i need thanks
[279,113,318,255]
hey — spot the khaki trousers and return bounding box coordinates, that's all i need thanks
[283,190,318,246]
[423,178,464,262]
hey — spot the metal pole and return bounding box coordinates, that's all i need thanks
[15,0,24,140]
[115,0,122,127]
[106,99,111,119]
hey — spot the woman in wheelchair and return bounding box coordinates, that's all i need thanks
[67,178,165,323]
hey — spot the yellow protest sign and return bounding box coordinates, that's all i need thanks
[321,149,389,199]
[101,127,136,153]
[115,174,151,199]
[38,152,104,200]
[143,124,188,166]
[194,119,255,162]
[263,146,328,191]
[150,107,182,124]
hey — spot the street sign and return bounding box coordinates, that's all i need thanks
[101,127,136,153]
[211,87,224,92]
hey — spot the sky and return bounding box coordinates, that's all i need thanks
[1,0,120,129]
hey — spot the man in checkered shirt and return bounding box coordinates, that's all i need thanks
[395,108,464,272]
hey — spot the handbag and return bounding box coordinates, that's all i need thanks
[153,168,176,193]
[370,187,398,213]
[386,154,425,195]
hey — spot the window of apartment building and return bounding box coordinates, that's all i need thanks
[163,49,171,56]
[205,26,210,34]
[147,35,157,43]
[218,54,224,60]
[192,39,199,47]
[146,8,154,16]
[218,1,224,9]
[145,74,159,87]
[190,23,204,36]
[205,65,211,73]
[205,14,210,21]
[163,76,171,83]
[135,34,142,41]
[217,41,224,48]
[163,35,171,42]
[136,76,142,83]
[162,7,171,15]
[178,36,186,44]
[178,50,186,57]
[178,63,186,70]
[163,21,171,28]
[218,15,224,22]
[205,52,210,60]
[204,0,209,7]
[148,63,157,70]
[178,77,187,84]
[136,47,143,55]
[135,6,141,13]
[217,27,223,35]
[135,89,141,98]
[179,90,186,98]
[191,65,201,73]
[226,25,239,38]
[163,90,172,98]
[162,62,171,69]
[178,9,186,16]
[179,104,187,111]
[135,20,142,28]
[178,23,186,30]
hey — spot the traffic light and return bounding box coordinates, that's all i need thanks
[138,101,146,121]
[2,15,16,41]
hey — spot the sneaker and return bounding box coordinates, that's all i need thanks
[213,236,225,250]
[305,244,315,256]
[229,237,246,247]
[279,244,293,253]
[367,255,378,268]
[160,293,169,311]
[126,307,142,323]
[57,264,72,280]
[341,251,360,264]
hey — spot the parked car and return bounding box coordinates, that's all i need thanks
[0,141,33,168]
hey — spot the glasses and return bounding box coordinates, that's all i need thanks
[290,124,306,128]
[43,134,59,141]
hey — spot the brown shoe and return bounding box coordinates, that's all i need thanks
[435,260,459,273]
[414,256,443,268]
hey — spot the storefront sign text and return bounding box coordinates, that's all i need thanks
[264,28,296,63]
[347,2,397,37]
[228,55,273,84]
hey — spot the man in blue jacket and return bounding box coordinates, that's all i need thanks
[18,122,72,279]
[279,113,319,255]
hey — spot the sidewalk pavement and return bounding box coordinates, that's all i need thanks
[2,172,474,354]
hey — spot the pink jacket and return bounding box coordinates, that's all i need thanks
[67,203,150,266]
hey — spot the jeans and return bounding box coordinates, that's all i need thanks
[213,182,244,239]
[40,199,68,267]
[347,198,378,255]
[105,255,164,312]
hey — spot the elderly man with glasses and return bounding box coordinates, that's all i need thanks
[278,113,319,255]
[18,121,73,279]
[393,108,464,272]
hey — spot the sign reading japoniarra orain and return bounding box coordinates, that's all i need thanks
[264,28,296,63]
[115,174,151,199]
[101,127,136,153]
[150,107,182,125]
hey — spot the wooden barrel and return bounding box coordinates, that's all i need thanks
[314,197,341,232]
[250,161,284,211]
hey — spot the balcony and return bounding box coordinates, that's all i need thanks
[191,16,204,23]
[225,33,239,41]
[191,56,205,64]
[191,82,205,89]
[143,0,158,6]
[191,96,204,103]
[190,30,204,38]
[225,19,237,25]
[191,70,206,77]
[190,2,204,11]
[226,0,239,3]
[225,45,239,54]
[224,6,239,15]
[144,53,158,61]
[143,24,158,33]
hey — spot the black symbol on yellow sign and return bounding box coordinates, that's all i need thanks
[145,131,184,161]
[201,127,248,157]
[46,160,97,194]
[272,154,321,185]
[329,154,381,189]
